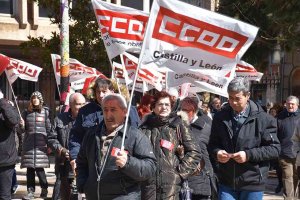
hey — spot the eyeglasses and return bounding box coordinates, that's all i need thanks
[157,103,171,107]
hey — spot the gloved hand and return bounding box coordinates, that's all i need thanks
[0,90,3,99]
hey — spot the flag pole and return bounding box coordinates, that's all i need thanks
[120,63,139,151]
[5,72,22,118]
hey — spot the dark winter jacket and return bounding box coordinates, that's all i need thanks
[69,101,141,160]
[76,122,156,200]
[209,100,280,191]
[188,115,214,196]
[0,99,20,167]
[139,112,202,200]
[48,110,74,174]
[21,107,51,168]
[277,109,300,159]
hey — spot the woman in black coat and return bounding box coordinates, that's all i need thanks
[180,97,217,200]
[20,91,51,199]
[139,91,201,200]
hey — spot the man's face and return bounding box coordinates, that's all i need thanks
[212,99,221,110]
[70,96,86,118]
[95,86,113,104]
[286,99,299,113]
[228,91,250,113]
[153,97,171,117]
[102,99,127,133]
[31,96,40,106]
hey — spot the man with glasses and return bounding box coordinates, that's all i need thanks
[277,96,300,199]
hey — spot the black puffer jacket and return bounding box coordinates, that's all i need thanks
[139,112,202,200]
[209,100,280,191]
[188,115,214,196]
[0,99,20,167]
[76,122,156,200]
[21,107,51,168]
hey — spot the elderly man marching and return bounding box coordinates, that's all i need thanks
[76,93,156,200]
[48,93,86,200]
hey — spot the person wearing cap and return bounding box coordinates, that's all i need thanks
[76,93,156,199]
[0,90,20,200]
[20,91,52,199]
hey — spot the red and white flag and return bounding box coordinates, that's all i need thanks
[138,0,258,79]
[91,0,149,59]
[3,55,42,83]
[235,60,263,81]
[51,54,107,90]
[121,52,164,91]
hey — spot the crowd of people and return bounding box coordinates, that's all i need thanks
[1,76,300,200]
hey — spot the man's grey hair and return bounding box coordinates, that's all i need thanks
[227,77,250,95]
[102,93,127,109]
[69,93,86,105]
[286,96,299,105]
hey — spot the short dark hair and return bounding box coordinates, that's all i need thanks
[92,78,114,92]
[180,97,198,113]
[150,91,174,110]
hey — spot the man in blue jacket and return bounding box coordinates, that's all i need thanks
[209,77,280,200]
[69,78,140,173]
[0,90,20,200]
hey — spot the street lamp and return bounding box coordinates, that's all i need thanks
[271,43,284,103]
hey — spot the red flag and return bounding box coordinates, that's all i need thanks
[0,54,10,74]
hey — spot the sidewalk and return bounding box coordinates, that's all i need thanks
[12,157,284,200]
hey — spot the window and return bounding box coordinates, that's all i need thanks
[13,79,35,101]
[0,0,13,14]
[39,5,51,18]
[121,1,143,11]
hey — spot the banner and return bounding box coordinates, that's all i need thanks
[51,54,107,86]
[121,52,164,91]
[167,67,235,97]
[235,60,263,81]
[91,0,149,59]
[138,0,258,79]
[4,56,42,83]
[112,61,132,85]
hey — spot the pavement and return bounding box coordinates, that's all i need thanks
[11,156,284,200]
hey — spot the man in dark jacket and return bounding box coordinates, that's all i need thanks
[69,78,140,172]
[209,77,280,200]
[0,90,20,200]
[277,95,300,199]
[48,93,86,200]
[76,93,156,200]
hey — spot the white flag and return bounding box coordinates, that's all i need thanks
[235,60,263,81]
[5,57,42,83]
[91,0,149,59]
[138,0,258,79]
